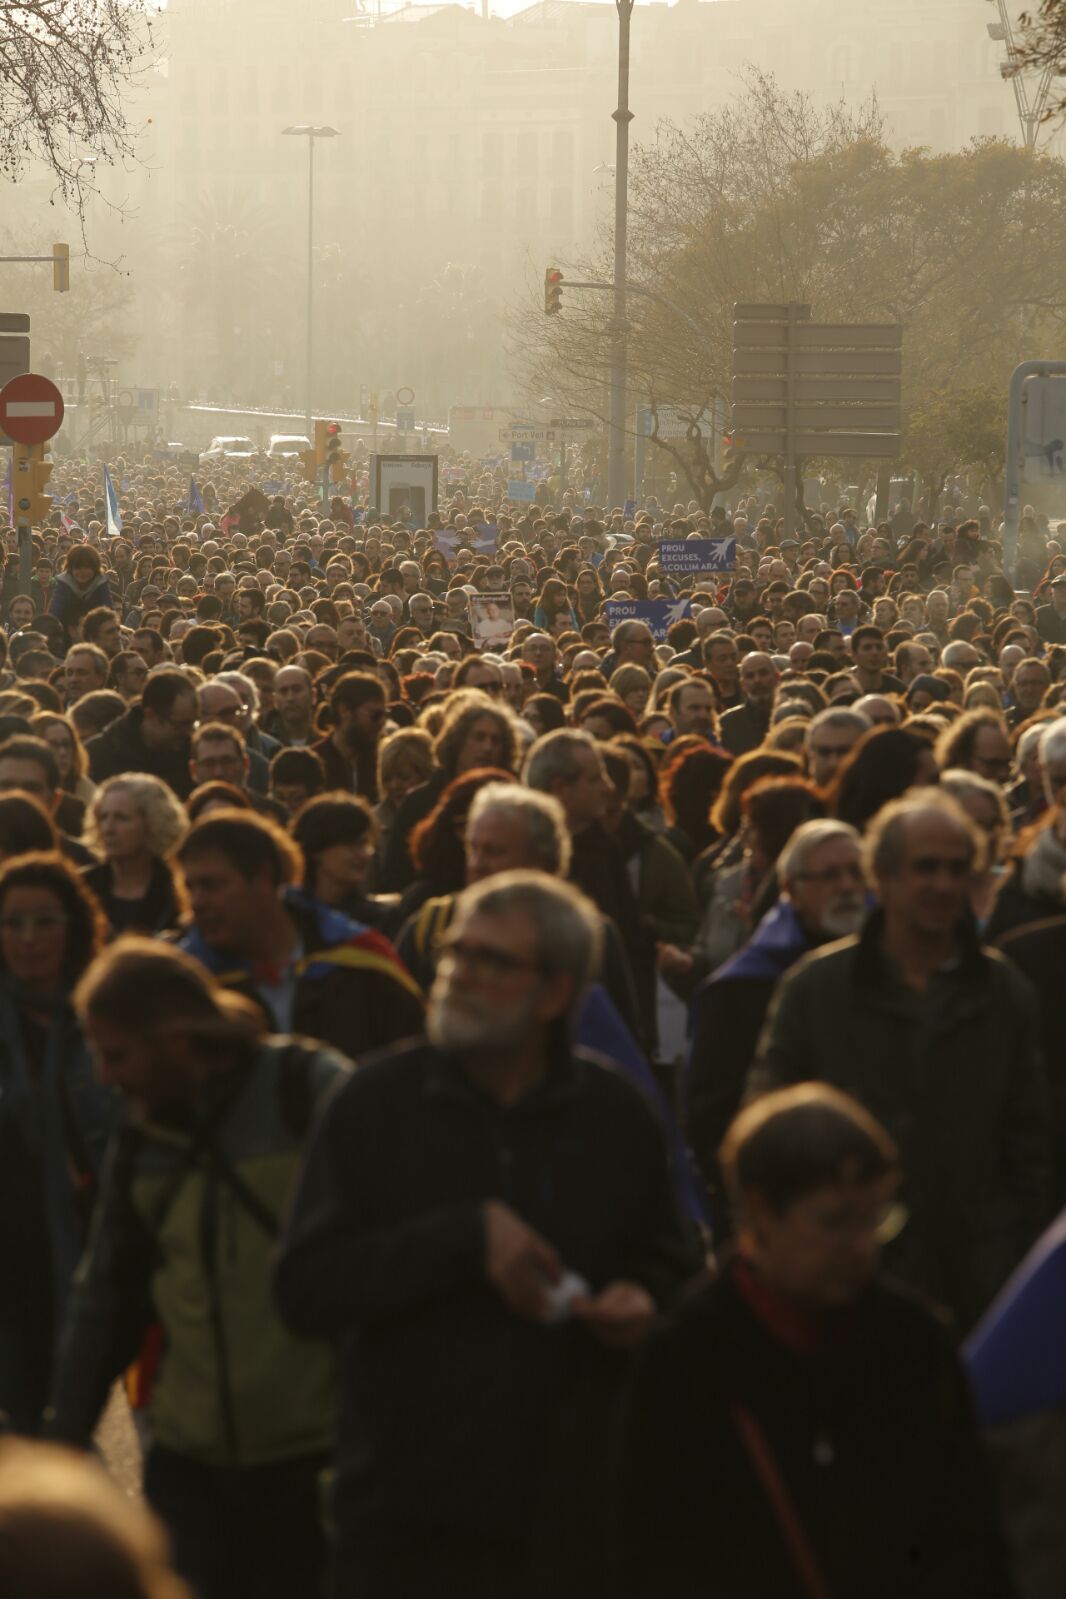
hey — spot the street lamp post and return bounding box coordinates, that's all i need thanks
[282,124,340,442]
[609,0,634,512]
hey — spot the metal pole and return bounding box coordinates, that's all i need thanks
[783,303,798,539]
[608,0,634,512]
[305,134,315,443]
[1004,359,1066,577]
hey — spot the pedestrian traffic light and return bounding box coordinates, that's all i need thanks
[544,267,563,316]
[326,421,347,482]
[301,449,319,483]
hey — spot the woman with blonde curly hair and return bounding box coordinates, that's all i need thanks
[82,774,188,935]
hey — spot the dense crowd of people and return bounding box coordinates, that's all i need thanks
[3,448,1066,1597]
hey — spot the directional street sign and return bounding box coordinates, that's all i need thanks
[734,431,900,458]
[547,417,597,432]
[731,403,901,431]
[732,348,903,376]
[0,337,29,392]
[732,303,811,322]
[734,322,903,349]
[499,427,554,443]
[0,372,63,445]
[731,303,903,534]
[732,376,901,403]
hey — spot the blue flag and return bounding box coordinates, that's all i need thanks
[103,466,123,538]
[188,475,205,514]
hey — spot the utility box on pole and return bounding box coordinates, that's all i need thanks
[732,305,902,535]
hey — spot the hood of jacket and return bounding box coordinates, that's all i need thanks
[55,570,110,602]
[706,897,811,985]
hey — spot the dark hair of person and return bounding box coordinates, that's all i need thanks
[0,792,58,856]
[292,793,377,892]
[661,744,734,851]
[719,1083,900,1217]
[176,809,301,886]
[0,851,107,979]
[269,746,326,795]
[580,696,638,736]
[142,668,194,719]
[185,782,253,823]
[828,726,934,832]
[0,734,59,791]
[523,692,567,734]
[74,934,264,1051]
[65,544,102,577]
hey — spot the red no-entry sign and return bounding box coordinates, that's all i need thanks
[0,372,64,445]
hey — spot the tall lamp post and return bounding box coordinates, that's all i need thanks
[608,0,634,511]
[282,124,340,441]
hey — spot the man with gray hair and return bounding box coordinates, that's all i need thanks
[805,706,871,789]
[748,790,1049,1329]
[685,819,866,1198]
[277,869,694,1598]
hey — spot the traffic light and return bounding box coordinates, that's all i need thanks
[721,430,742,472]
[30,446,52,524]
[326,421,347,482]
[544,267,563,316]
[314,419,329,467]
[12,444,52,530]
[301,449,318,483]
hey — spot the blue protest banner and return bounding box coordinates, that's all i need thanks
[511,442,535,463]
[658,538,736,574]
[603,598,692,641]
[507,480,536,503]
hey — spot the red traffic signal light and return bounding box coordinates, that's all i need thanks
[544,267,563,316]
[326,422,347,482]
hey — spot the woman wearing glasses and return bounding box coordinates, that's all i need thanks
[0,852,118,1433]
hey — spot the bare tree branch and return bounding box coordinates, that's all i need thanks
[0,0,152,233]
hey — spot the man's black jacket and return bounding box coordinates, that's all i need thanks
[275,1039,696,1543]
[613,1263,1011,1598]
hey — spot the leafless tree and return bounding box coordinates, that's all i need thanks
[0,0,152,229]
[1015,4,1066,120]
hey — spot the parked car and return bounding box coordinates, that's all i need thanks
[267,433,311,459]
[202,435,258,461]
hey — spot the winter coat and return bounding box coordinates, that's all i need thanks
[684,898,813,1193]
[613,1262,1011,1598]
[997,913,1066,1204]
[49,1038,349,1466]
[86,706,194,800]
[48,571,113,644]
[275,1039,698,1552]
[614,812,700,947]
[179,890,424,1064]
[747,911,1050,1330]
[0,976,121,1429]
